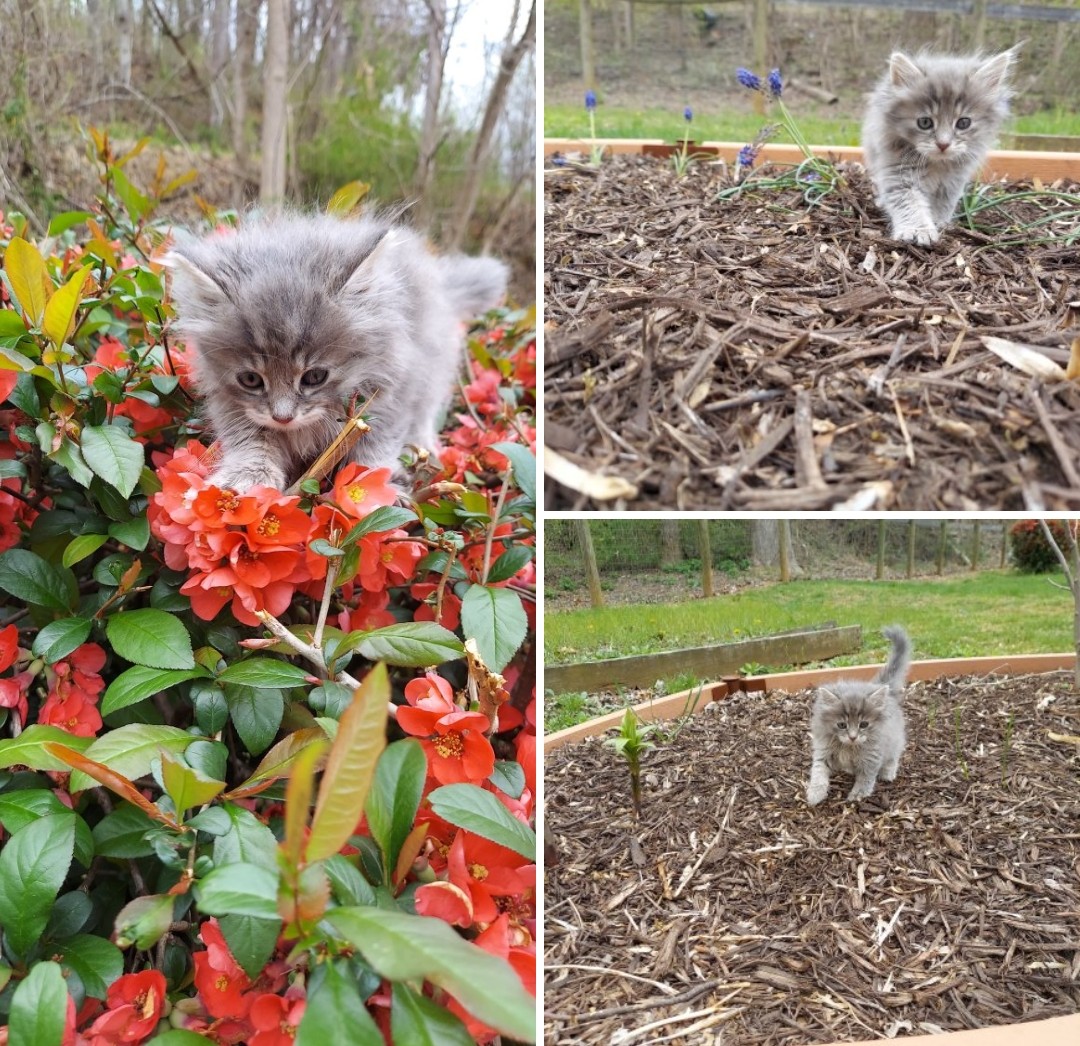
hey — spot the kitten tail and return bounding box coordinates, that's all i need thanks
[438,255,509,318]
[877,625,912,696]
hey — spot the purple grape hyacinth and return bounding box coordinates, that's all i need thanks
[585,89,597,111]
[684,106,693,123]
[767,68,783,98]
[736,68,762,91]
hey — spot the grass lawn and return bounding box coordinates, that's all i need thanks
[544,572,1075,731]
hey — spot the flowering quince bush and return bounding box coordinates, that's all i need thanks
[0,133,536,1045]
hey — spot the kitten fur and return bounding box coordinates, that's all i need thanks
[806,626,912,806]
[861,48,1017,245]
[166,212,508,492]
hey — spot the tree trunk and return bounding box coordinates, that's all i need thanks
[660,520,681,568]
[699,521,713,598]
[579,0,595,91]
[778,519,791,582]
[115,0,135,87]
[906,520,916,579]
[209,0,232,130]
[447,0,536,249]
[575,521,603,609]
[937,520,947,575]
[232,0,260,169]
[876,521,886,580]
[971,521,982,572]
[260,0,289,203]
[751,520,799,577]
[414,0,448,220]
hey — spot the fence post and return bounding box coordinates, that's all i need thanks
[971,521,982,571]
[876,520,886,580]
[906,520,916,578]
[699,521,714,597]
[575,520,604,607]
[937,520,947,575]
[779,519,791,582]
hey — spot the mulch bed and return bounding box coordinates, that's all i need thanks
[543,155,1080,510]
[544,671,1080,1044]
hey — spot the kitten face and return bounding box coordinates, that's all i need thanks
[817,686,888,747]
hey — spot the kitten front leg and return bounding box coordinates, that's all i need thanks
[846,771,879,802]
[876,179,939,245]
[208,441,288,493]
[806,758,831,806]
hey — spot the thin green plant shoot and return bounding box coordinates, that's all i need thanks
[672,107,697,178]
[604,708,657,818]
[954,706,970,780]
[585,89,604,167]
[1001,711,1015,786]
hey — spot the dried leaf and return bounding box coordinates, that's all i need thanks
[464,637,509,732]
[1065,337,1080,383]
[544,446,638,501]
[981,336,1068,381]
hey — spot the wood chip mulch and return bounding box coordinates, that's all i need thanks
[543,156,1080,511]
[544,672,1080,1044]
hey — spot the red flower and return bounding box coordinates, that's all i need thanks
[86,968,168,1044]
[396,673,495,785]
[337,588,396,633]
[245,491,312,547]
[0,623,17,672]
[445,830,534,925]
[356,530,423,593]
[410,582,461,631]
[330,463,397,519]
[193,918,252,1020]
[37,643,106,738]
[249,993,305,1046]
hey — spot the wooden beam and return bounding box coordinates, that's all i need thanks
[544,139,1080,182]
[545,625,862,694]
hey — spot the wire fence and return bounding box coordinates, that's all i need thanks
[546,519,1015,597]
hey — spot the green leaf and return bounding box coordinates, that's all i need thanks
[306,665,389,863]
[218,657,310,688]
[160,750,225,815]
[296,960,382,1046]
[308,538,344,558]
[224,685,284,755]
[106,608,195,670]
[145,1032,211,1046]
[69,724,197,793]
[341,505,418,546]
[8,960,69,1046]
[3,236,50,327]
[31,616,92,664]
[113,893,176,950]
[487,544,534,584]
[108,515,150,551]
[460,585,527,672]
[0,549,74,611]
[325,179,372,218]
[355,622,465,668]
[42,264,90,348]
[212,803,279,869]
[325,907,535,1041]
[490,441,536,502]
[0,813,76,959]
[111,167,153,223]
[489,759,526,800]
[428,784,535,860]
[391,982,475,1046]
[191,682,229,735]
[0,726,92,772]
[47,210,92,236]
[55,934,124,1000]
[62,533,109,568]
[195,862,280,920]
[366,739,426,881]
[51,435,95,488]
[218,913,282,981]
[101,666,207,718]
[92,803,159,858]
[323,854,377,908]
[80,424,145,499]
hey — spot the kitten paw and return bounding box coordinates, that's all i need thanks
[208,465,287,493]
[806,783,828,806]
[892,224,939,246]
[846,785,875,802]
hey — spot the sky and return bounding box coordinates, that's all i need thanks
[443,0,533,118]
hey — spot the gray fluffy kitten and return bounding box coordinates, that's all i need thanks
[861,48,1017,245]
[166,212,508,492]
[806,626,912,806]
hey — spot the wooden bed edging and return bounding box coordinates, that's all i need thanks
[543,651,1077,752]
[543,138,1080,182]
[824,1012,1080,1046]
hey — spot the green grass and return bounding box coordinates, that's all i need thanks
[544,105,1080,146]
[544,572,1074,733]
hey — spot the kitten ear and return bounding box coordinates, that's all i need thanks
[867,685,889,704]
[341,229,403,297]
[817,687,840,705]
[974,47,1018,92]
[888,52,924,89]
[162,251,228,306]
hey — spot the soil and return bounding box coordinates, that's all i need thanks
[544,670,1080,1045]
[543,156,1080,510]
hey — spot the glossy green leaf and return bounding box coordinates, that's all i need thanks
[228,728,328,799]
[62,533,109,568]
[8,960,69,1046]
[80,423,145,499]
[195,862,280,920]
[101,665,208,718]
[490,441,536,502]
[460,584,527,673]
[0,726,93,772]
[3,236,50,326]
[52,435,95,488]
[218,657,310,688]
[191,681,229,735]
[108,515,150,551]
[0,813,76,959]
[212,803,279,869]
[366,739,426,881]
[56,934,124,1000]
[92,803,160,859]
[42,264,90,348]
[323,854,377,908]
[31,616,93,664]
[341,505,418,546]
[324,906,535,1041]
[224,685,284,755]
[354,622,465,668]
[218,913,281,981]
[47,211,92,236]
[0,549,74,611]
[160,750,225,815]
[391,981,475,1046]
[105,609,195,670]
[113,893,175,950]
[145,1032,210,1046]
[296,960,382,1046]
[487,544,534,584]
[428,784,535,860]
[306,665,389,863]
[69,724,197,793]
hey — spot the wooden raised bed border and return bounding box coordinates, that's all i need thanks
[543,139,1080,183]
[545,624,861,694]
[544,651,1080,1046]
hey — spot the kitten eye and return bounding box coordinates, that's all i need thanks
[955,116,972,130]
[859,720,869,729]
[837,721,846,730]
[237,371,264,390]
[300,368,329,388]
[916,116,934,130]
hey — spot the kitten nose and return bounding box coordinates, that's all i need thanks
[936,140,950,152]
[272,410,294,425]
